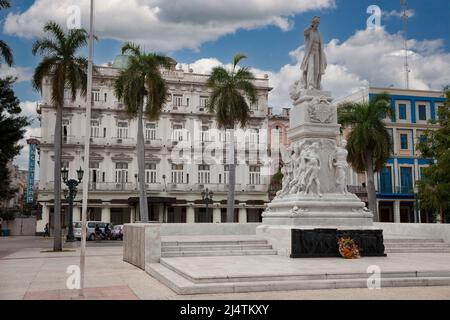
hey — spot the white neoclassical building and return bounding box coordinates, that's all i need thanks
[35,56,275,233]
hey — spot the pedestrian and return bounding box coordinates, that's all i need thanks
[44,223,49,237]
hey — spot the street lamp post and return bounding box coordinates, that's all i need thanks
[201,188,213,223]
[62,167,84,242]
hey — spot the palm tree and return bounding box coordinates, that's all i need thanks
[337,93,392,222]
[114,42,171,223]
[207,54,257,223]
[0,0,13,67]
[32,22,89,251]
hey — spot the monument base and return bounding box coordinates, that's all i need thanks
[290,229,386,258]
[256,223,382,257]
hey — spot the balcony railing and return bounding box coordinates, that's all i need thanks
[39,181,269,193]
[378,186,414,195]
[145,138,163,148]
[348,185,367,194]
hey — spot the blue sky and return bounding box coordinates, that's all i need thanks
[1,0,449,169]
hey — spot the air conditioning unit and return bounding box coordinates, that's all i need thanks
[199,108,204,112]
[145,140,151,144]
[117,138,122,143]
[198,184,204,189]
[90,137,94,143]
[172,141,178,146]
[173,106,178,110]
[248,185,256,190]
[115,183,123,190]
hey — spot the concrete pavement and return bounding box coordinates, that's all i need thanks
[1,236,450,300]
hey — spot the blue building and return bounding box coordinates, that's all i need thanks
[339,87,447,223]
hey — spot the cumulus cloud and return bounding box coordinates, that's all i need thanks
[3,0,335,51]
[383,9,415,19]
[182,28,450,113]
[0,65,33,82]
[13,126,41,173]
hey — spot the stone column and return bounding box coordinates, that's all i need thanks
[238,207,247,223]
[101,206,111,223]
[186,204,195,223]
[130,206,136,223]
[136,205,140,222]
[36,204,49,233]
[393,200,401,223]
[72,206,81,222]
[158,205,164,222]
[213,207,221,223]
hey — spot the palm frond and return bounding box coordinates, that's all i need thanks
[121,42,141,56]
[232,53,247,72]
[0,0,10,9]
[32,56,59,92]
[0,40,13,66]
[43,21,66,47]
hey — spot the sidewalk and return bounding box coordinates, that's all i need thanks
[1,242,450,300]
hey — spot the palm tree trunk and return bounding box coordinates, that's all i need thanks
[226,129,236,223]
[365,150,379,222]
[53,104,63,251]
[137,101,149,223]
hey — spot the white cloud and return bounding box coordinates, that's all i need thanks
[12,101,41,172]
[0,65,33,82]
[383,9,415,19]
[4,0,335,51]
[13,126,41,173]
[183,28,450,113]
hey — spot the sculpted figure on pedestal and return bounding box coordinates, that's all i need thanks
[300,142,322,197]
[300,16,327,91]
[330,139,349,194]
[276,145,294,198]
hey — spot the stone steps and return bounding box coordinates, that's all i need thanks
[162,244,273,252]
[146,262,450,295]
[162,240,268,247]
[162,249,278,258]
[384,237,450,254]
[161,239,276,258]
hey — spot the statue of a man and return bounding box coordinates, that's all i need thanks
[301,16,327,91]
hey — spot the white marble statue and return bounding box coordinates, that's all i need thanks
[276,145,294,197]
[301,142,322,197]
[300,16,327,91]
[332,139,349,194]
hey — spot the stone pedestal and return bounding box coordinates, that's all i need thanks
[259,88,377,256]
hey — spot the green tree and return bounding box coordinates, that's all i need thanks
[337,93,392,222]
[0,0,13,66]
[114,42,171,223]
[32,22,89,251]
[0,77,28,202]
[416,88,450,223]
[207,54,257,223]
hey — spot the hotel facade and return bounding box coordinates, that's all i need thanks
[35,56,277,233]
[338,87,447,223]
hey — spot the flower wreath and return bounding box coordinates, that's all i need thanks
[338,237,360,259]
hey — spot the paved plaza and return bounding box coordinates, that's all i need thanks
[1,236,450,300]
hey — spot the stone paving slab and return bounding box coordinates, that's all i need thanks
[23,285,139,300]
[160,252,450,282]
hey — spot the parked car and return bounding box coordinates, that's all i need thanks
[111,225,123,240]
[73,221,113,241]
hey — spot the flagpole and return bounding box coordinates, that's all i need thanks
[79,0,94,297]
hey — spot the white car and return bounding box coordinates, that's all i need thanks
[73,221,113,241]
